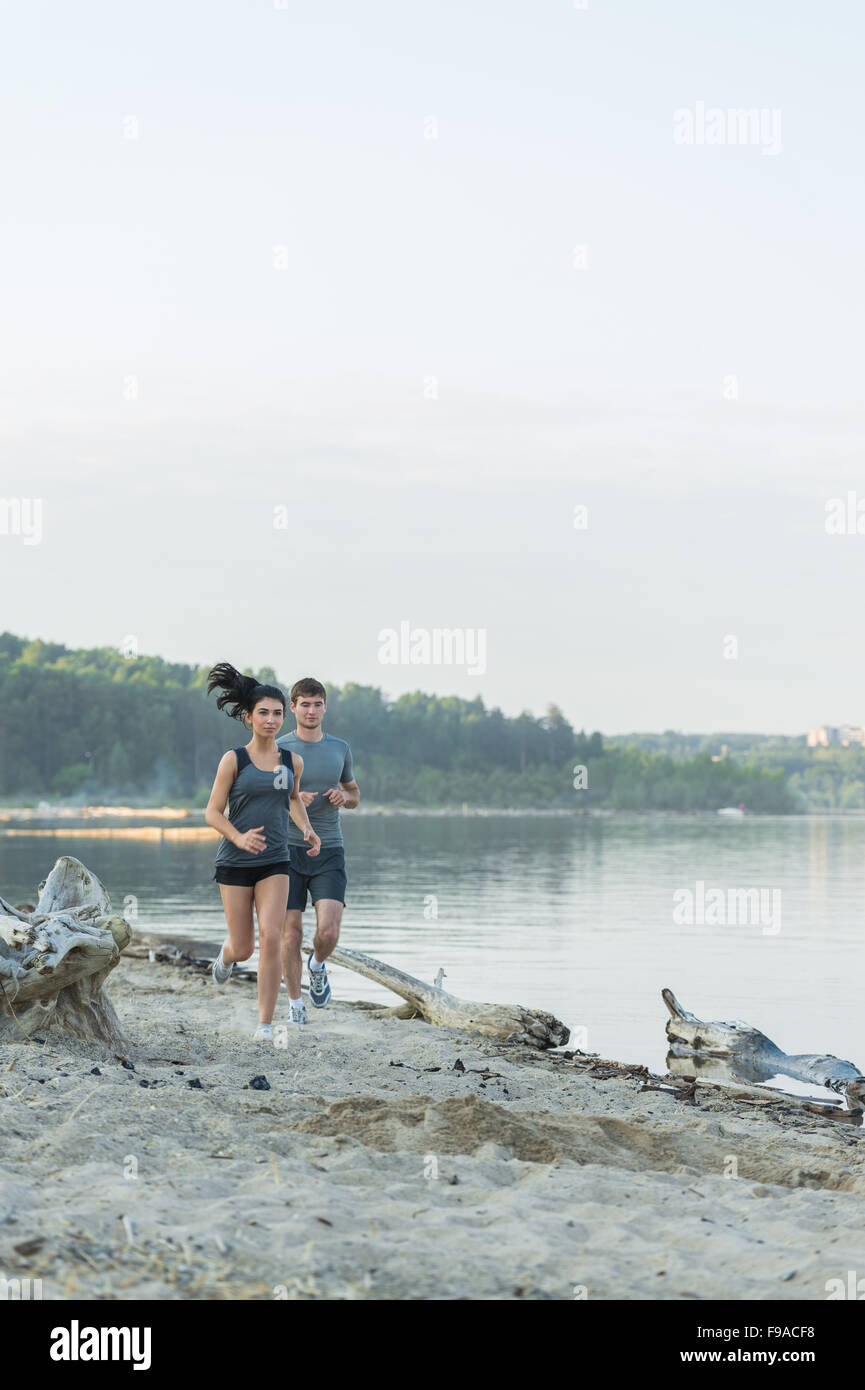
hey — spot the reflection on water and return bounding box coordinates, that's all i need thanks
[1,814,863,1078]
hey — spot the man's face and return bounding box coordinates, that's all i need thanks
[292,695,326,729]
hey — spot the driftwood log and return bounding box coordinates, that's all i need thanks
[300,934,569,1049]
[123,932,569,1049]
[662,988,865,1115]
[0,856,131,1047]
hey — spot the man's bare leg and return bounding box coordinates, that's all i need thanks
[310,898,343,963]
[306,898,343,1007]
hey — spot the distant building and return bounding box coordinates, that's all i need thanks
[807,725,865,748]
[807,726,837,746]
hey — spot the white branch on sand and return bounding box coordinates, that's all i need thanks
[301,934,569,1049]
[0,856,132,1046]
[662,988,865,1114]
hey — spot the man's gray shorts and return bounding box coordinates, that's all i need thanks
[286,844,347,910]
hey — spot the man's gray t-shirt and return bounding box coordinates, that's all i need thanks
[276,731,354,847]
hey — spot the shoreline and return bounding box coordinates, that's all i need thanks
[2,934,865,1300]
[8,804,865,826]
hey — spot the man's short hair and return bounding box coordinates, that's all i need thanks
[291,677,327,703]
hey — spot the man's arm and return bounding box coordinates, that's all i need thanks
[323,778,359,810]
[323,743,359,809]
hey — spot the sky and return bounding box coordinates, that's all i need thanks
[1,0,862,734]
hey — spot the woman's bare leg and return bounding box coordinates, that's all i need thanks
[253,874,290,1024]
[218,884,255,965]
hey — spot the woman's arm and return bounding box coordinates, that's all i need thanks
[205,750,266,855]
[289,753,321,856]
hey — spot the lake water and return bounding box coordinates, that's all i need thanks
[2,813,862,1080]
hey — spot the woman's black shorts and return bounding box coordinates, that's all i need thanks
[213,859,291,887]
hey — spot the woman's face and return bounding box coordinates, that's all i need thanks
[247,699,284,737]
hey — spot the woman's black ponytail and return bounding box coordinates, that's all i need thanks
[206,662,286,721]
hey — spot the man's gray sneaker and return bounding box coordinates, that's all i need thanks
[307,957,332,1008]
[212,946,233,986]
[288,1000,308,1025]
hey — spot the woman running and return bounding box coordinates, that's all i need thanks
[204,662,321,1042]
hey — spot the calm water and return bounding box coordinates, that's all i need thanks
[2,814,862,1078]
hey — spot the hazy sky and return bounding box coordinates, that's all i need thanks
[1,0,862,733]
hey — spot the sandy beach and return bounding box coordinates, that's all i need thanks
[2,937,865,1302]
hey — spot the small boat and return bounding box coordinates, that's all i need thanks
[717,803,746,818]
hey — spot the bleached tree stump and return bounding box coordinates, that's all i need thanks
[0,856,132,1046]
[301,934,569,1049]
[662,988,865,1114]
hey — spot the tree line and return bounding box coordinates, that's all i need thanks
[0,633,799,811]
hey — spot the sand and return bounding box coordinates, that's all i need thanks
[2,940,865,1301]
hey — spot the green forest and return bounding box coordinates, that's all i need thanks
[0,632,846,813]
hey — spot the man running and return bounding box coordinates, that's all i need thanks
[277,677,359,1023]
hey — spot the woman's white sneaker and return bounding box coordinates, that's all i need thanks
[288,1001,308,1025]
[253,1023,273,1042]
[212,946,234,986]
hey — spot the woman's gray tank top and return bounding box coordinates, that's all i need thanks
[214,745,294,866]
